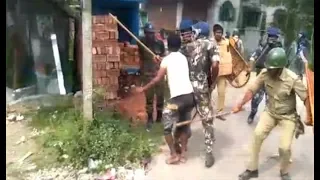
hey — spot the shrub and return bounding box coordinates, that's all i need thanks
[30,107,161,170]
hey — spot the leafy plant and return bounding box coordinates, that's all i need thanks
[29,107,162,170]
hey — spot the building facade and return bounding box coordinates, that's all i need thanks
[144,0,286,53]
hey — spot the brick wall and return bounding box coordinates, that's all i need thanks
[75,15,147,124]
[92,15,121,100]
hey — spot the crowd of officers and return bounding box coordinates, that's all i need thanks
[135,20,312,180]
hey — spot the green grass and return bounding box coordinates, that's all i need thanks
[27,106,164,170]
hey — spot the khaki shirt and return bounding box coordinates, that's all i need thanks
[248,68,308,121]
[217,38,233,76]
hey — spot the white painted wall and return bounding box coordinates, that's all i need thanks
[261,5,286,26]
[176,1,184,29]
[242,28,261,56]
[242,5,286,54]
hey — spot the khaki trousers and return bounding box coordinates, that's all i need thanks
[216,76,227,112]
[247,111,296,173]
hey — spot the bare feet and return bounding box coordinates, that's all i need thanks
[165,155,180,164]
[179,153,188,163]
[174,142,182,154]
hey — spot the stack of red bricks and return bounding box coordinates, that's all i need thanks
[116,42,147,124]
[92,15,121,100]
[117,41,141,98]
[119,42,140,68]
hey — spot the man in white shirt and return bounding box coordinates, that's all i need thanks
[136,33,194,164]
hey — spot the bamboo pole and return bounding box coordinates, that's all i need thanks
[108,13,157,57]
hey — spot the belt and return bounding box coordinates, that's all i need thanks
[273,109,296,116]
[143,72,156,76]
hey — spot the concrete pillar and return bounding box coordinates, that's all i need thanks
[176,1,184,29]
[81,0,93,120]
[213,0,221,25]
[207,0,215,36]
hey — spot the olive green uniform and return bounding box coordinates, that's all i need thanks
[246,68,307,173]
[138,37,166,121]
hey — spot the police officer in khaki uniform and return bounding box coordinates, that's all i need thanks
[232,47,312,180]
[247,27,283,124]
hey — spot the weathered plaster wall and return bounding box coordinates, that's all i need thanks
[208,0,241,34]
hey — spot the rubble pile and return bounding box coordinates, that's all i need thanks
[6,112,25,123]
[26,166,94,180]
[92,15,121,101]
[25,166,147,180]
[115,90,148,126]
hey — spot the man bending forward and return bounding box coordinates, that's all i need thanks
[136,33,195,164]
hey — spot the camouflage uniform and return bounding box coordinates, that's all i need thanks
[138,37,166,123]
[180,37,219,154]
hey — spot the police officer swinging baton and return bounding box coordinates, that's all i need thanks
[109,13,158,58]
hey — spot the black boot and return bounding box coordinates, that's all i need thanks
[280,172,291,180]
[156,110,162,122]
[186,126,192,139]
[238,170,259,180]
[205,152,215,168]
[146,112,153,132]
[247,112,256,124]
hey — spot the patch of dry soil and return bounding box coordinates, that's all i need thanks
[6,121,38,180]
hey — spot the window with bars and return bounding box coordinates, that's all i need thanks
[242,6,260,27]
[219,1,235,22]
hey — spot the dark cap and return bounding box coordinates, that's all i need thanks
[213,24,224,32]
[167,33,181,50]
